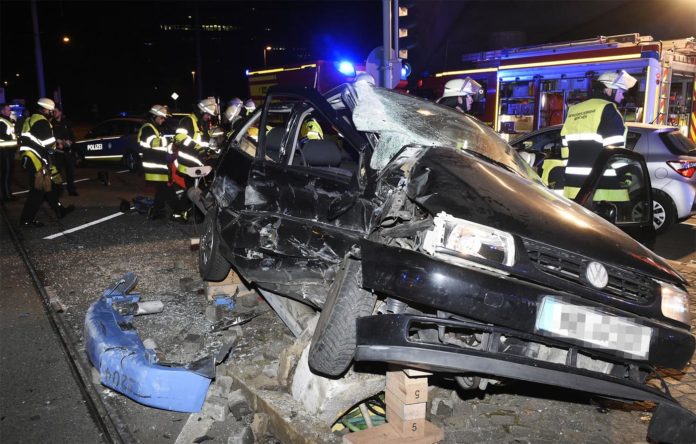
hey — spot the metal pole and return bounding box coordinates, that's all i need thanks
[381,0,392,88]
[193,2,203,100]
[30,0,46,97]
[393,0,399,60]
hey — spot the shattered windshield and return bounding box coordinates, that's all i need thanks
[351,81,532,177]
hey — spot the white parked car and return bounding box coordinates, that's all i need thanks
[511,123,696,233]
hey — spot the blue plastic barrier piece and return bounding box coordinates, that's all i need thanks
[84,285,212,413]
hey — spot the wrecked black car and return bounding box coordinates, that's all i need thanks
[198,77,695,440]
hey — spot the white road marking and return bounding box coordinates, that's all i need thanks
[43,212,124,240]
[11,169,132,196]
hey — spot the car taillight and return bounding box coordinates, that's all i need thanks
[666,160,696,178]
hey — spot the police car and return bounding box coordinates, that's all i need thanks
[73,117,146,171]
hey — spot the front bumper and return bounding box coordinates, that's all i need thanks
[355,313,696,443]
[84,275,213,413]
[355,314,671,403]
[360,239,695,369]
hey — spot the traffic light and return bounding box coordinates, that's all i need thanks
[398,2,416,60]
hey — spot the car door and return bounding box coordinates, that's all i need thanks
[574,149,655,246]
[222,89,372,306]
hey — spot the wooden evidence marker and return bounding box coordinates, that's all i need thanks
[343,368,444,444]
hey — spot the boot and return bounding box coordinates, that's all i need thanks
[56,204,75,219]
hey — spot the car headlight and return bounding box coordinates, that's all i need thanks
[660,282,691,325]
[423,212,515,268]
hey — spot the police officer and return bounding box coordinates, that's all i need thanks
[52,106,78,196]
[0,103,18,202]
[561,70,637,201]
[174,97,217,178]
[139,104,179,220]
[19,98,74,226]
[437,77,482,114]
[243,99,256,117]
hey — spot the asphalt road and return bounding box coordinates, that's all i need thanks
[0,163,694,444]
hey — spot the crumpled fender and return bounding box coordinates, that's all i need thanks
[84,277,212,413]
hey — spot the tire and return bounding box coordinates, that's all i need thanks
[308,257,377,377]
[124,151,141,172]
[198,208,231,281]
[652,190,676,235]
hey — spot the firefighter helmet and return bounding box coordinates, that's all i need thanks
[597,70,637,91]
[301,118,323,140]
[224,103,242,122]
[243,100,256,113]
[37,98,56,111]
[197,97,218,115]
[229,97,243,107]
[149,104,168,118]
[441,77,483,99]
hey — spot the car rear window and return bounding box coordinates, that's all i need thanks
[658,130,696,156]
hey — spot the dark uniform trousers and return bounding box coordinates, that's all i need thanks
[19,157,62,223]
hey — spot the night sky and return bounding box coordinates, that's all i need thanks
[2,0,694,120]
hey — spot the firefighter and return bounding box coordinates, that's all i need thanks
[222,101,243,138]
[0,103,18,202]
[243,99,256,116]
[139,104,181,220]
[300,117,323,142]
[19,98,74,226]
[561,70,637,201]
[437,77,482,114]
[174,97,217,178]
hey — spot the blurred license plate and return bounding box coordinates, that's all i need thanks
[536,296,652,359]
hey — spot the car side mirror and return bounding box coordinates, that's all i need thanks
[328,191,358,221]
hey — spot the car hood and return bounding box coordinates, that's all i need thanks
[394,146,682,284]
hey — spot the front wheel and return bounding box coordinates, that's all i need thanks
[652,190,676,235]
[308,257,376,377]
[198,208,231,281]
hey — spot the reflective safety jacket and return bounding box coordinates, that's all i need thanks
[138,121,170,182]
[0,115,18,150]
[561,97,628,202]
[174,113,207,175]
[20,113,55,166]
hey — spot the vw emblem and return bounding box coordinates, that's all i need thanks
[586,261,608,289]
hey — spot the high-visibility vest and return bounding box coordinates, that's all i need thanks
[138,122,169,182]
[560,98,629,202]
[174,114,208,175]
[0,116,17,150]
[20,114,55,170]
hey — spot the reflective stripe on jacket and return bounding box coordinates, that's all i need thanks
[138,122,170,182]
[0,116,18,149]
[560,98,628,202]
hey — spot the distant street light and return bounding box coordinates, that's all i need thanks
[263,46,272,67]
[62,36,70,43]
[191,71,196,100]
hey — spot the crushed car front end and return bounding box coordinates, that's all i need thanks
[346,79,695,438]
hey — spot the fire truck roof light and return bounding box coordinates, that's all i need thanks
[337,61,356,77]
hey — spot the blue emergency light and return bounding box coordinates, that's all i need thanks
[337,61,356,77]
[401,62,412,79]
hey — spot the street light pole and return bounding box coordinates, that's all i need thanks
[263,46,272,68]
[191,71,196,101]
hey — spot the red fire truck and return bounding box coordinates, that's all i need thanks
[418,34,696,142]
[246,60,362,104]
